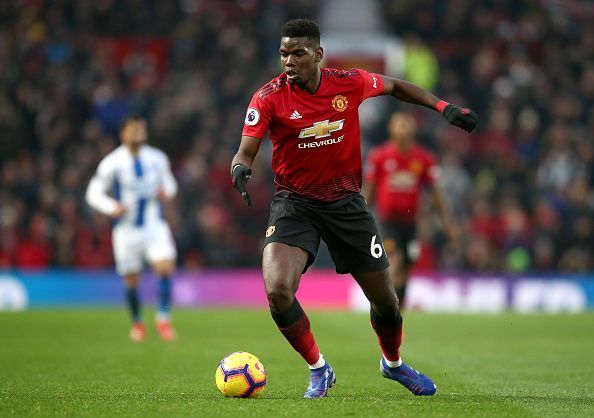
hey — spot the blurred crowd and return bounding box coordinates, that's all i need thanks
[379,0,594,273]
[0,0,592,273]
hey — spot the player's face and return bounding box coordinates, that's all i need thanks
[389,114,416,147]
[121,120,148,147]
[279,37,323,87]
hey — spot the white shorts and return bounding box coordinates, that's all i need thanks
[112,222,177,276]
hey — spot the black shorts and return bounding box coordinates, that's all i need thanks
[264,193,390,274]
[380,221,418,266]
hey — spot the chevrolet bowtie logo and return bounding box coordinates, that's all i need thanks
[298,119,345,139]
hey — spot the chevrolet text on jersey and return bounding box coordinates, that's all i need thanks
[298,135,344,149]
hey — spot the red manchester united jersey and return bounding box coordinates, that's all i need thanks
[242,68,384,202]
[365,143,439,223]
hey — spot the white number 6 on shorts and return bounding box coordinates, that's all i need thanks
[370,234,383,259]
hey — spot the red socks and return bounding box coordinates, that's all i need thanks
[370,309,403,362]
[271,298,320,365]
[272,300,402,365]
[279,314,320,365]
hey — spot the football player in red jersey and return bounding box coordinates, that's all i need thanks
[364,111,460,307]
[231,19,477,398]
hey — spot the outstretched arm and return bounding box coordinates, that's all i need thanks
[230,135,262,207]
[380,75,478,133]
[380,75,440,109]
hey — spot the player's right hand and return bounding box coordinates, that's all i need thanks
[442,104,478,133]
[232,164,252,207]
[111,204,127,219]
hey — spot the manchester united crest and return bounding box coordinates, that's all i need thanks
[332,95,348,112]
[410,160,423,174]
[265,226,276,237]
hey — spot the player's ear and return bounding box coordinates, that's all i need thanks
[315,46,323,63]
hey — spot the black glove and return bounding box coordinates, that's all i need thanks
[232,164,252,207]
[442,104,478,133]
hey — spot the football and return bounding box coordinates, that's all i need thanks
[215,351,266,398]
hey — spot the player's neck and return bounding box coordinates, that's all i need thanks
[302,68,322,94]
[126,144,142,156]
[394,142,412,153]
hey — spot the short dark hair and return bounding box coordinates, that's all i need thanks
[281,19,320,44]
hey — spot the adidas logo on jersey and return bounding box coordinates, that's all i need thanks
[290,110,302,119]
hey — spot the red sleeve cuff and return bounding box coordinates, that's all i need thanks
[435,100,449,113]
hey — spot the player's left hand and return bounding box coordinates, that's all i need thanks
[232,164,252,207]
[442,104,478,133]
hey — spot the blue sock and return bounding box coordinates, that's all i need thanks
[158,277,172,317]
[125,287,141,323]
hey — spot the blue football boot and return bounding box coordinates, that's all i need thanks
[380,358,437,396]
[304,363,336,398]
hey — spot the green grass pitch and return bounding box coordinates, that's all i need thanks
[1,309,593,417]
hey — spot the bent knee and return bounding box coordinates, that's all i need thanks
[371,299,400,318]
[265,283,295,312]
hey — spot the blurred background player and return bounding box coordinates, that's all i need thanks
[86,116,178,341]
[232,18,476,398]
[364,111,460,307]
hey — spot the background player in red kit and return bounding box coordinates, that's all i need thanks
[231,19,477,399]
[364,112,460,307]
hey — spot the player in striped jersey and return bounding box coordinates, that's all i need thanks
[86,116,178,342]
